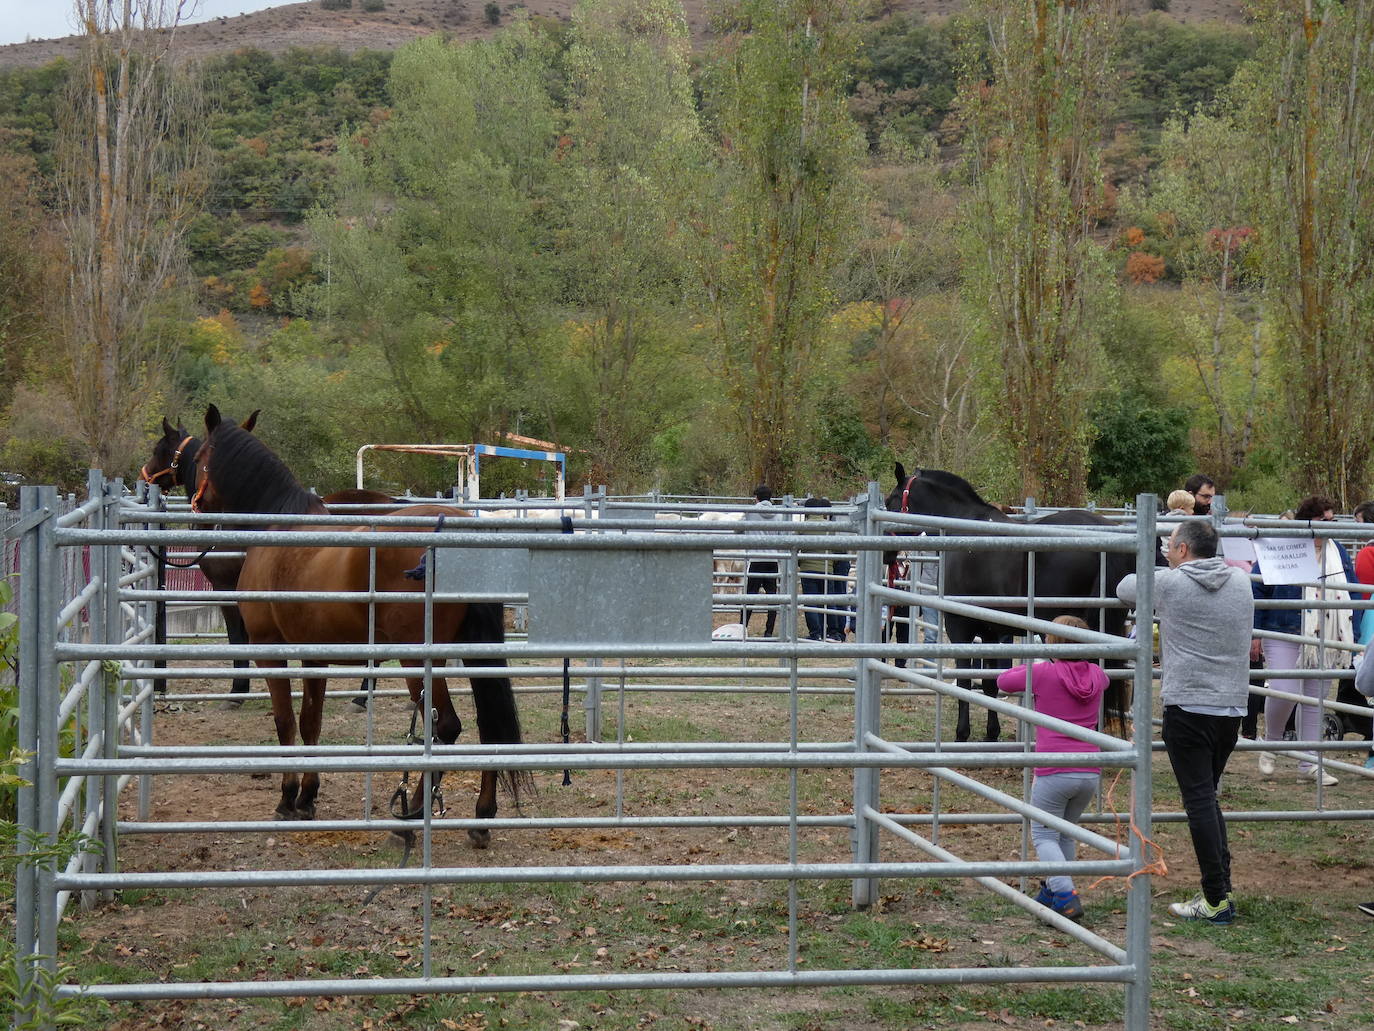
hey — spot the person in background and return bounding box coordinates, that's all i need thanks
[1117,519,1252,924]
[997,615,1109,922]
[741,484,781,638]
[1350,500,1374,769]
[1185,474,1217,516]
[798,497,831,642]
[1253,495,1356,786]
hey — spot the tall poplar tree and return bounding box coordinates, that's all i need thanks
[958,0,1121,505]
[59,0,207,473]
[1248,0,1374,505]
[699,0,865,492]
[551,0,707,487]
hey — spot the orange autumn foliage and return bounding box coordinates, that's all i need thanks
[1125,251,1166,284]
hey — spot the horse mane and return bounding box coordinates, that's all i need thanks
[208,422,326,516]
[916,468,995,508]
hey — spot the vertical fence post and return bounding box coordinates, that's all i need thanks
[14,486,46,1019]
[851,485,882,909]
[1125,494,1157,1030]
[100,476,122,897]
[80,471,104,910]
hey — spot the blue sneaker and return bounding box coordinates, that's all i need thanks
[1033,881,1083,921]
[1363,755,1374,770]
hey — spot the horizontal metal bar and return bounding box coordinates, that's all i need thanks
[54,856,1135,892]
[866,807,1129,963]
[58,748,1143,776]
[57,961,1138,1002]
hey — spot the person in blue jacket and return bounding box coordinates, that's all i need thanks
[1252,496,1358,785]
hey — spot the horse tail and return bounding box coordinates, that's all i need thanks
[458,601,534,801]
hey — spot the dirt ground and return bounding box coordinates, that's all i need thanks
[57,658,1370,1031]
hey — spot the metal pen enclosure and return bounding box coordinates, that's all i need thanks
[7,477,1179,1029]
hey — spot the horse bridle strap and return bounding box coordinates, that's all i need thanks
[140,435,195,486]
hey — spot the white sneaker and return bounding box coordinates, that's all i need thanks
[1298,765,1337,787]
[1257,751,1275,777]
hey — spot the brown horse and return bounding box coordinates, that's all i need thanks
[141,417,397,709]
[189,405,528,845]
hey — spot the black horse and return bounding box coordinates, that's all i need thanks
[141,417,395,709]
[884,465,1132,742]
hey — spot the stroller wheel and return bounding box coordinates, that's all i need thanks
[1321,712,1343,741]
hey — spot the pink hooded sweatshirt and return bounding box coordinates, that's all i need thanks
[997,660,1109,776]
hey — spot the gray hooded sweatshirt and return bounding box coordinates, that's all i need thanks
[1116,557,1254,709]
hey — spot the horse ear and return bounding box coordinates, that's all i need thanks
[205,404,221,434]
[242,409,260,433]
[894,462,907,486]
[162,416,176,436]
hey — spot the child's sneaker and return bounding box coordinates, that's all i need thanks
[1033,881,1083,921]
[1168,892,1235,924]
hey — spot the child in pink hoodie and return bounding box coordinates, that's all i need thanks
[997,615,1110,922]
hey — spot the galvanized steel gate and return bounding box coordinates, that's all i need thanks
[11,478,1161,1029]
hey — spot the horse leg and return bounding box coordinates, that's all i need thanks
[889,603,910,670]
[955,695,972,742]
[983,673,1002,743]
[220,604,251,709]
[351,677,373,713]
[401,673,464,828]
[294,674,327,820]
[259,661,300,820]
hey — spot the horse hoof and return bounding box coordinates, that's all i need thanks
[274,807,295,821]
[350,698,369,713]
[295,805,316,821]
[467,828,491,849]
[217,698,246,711]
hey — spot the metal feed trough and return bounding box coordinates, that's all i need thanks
[10,474,1370,1029]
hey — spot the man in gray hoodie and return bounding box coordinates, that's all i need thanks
[1117,519,1253,925]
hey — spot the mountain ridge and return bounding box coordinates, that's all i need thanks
[0,0,1248,70]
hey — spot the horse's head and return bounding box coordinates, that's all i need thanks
[191,404,262,514]
[883,463,1003,564]
[139,417,197,493]
[192,404,323,518]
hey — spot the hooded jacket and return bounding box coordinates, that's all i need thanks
[998,660,1109,776]
[1117,556,1254,709]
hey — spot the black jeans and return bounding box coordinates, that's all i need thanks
[743,560,779,637]
[1162,705,1241,905]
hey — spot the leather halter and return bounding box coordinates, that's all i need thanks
[139,435,194,487]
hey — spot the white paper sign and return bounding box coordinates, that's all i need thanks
[1252,537,1319,585]
[1220,536,1257,564]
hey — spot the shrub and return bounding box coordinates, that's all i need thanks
[361,0,385,9]
[321,0,352,9]
[485,1,502,24]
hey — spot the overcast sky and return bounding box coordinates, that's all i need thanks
[0,1,300,47]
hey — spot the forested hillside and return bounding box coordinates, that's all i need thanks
[1,1,1370,510]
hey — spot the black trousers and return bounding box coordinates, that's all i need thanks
[743,560,779,636]
[1162,705,1240,905]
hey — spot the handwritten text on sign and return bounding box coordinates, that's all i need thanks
[1252,537,1319,585]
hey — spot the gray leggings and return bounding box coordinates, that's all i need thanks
[1030,771,1100,894]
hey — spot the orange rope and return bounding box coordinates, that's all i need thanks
[1083,765,1168,894]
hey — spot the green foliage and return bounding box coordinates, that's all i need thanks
[1088,389,1193,504]
[485,2,502,24]
[849,15,962,148]
[958,0,1119,505]
[321,0,352,9]
[361,0,385,10]
[1114,16,1254,134]
[698,0,867,492]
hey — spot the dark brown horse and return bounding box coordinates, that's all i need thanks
[141,418,396,709]
[885,465,1130,743]
[188,405,528,844]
